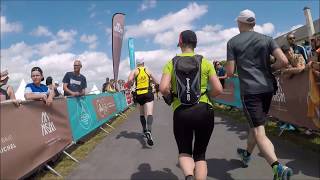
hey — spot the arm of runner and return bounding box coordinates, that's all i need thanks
[271,48,288,71]
[209,74,223,97]
[159,73,171,96]
[225,60,236,77]
[146,69,159,85]
[127,69,136,86]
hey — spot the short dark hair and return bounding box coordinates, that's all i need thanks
[177,30,197,48]
[46,76,53,85]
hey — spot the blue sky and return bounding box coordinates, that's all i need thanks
[1,0,319,92]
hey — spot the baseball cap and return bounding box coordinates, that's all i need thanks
[177,30,197,48]
[236,9,256,24]
[136,59,144,65]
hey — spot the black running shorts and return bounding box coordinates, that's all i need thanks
[241,92,273,128]
[135,91,154,105]
[173,103,215,161]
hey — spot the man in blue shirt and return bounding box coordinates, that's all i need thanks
[286,33,308,63]
[63,60,87,97]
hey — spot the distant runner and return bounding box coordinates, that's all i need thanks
[128,60,159,146]
[226,9,293,180]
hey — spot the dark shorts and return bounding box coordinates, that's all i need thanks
[135,91,154,105]
[241,92,273,128]
[173,103,215,161]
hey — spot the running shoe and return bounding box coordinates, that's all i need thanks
[145,131,154,146]
[237,148,251,167]
[273,164,293,180]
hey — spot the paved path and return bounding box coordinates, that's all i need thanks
[68,100,319,180]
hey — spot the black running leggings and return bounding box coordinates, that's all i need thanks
[173,103,214,162]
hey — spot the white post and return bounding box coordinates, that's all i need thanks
[303,7,315,40]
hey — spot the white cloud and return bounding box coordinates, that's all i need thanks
[254,23,275,35]
[88,4,96,18]
[80,34,98,49]
[56,29,77,42]
[0,16,22,34]
[31,26,53,37]
[126,2,207,38]
[138,0,157,12]
[88,4,96,11]
[90,12,96,18]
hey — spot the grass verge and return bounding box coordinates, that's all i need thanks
[29,107,136,180]
[212,103,320,153]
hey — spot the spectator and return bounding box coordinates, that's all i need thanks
[286,33,308,63]
[46,76,61,97]
[62,59,87,97]
[303,40,312,59]
[281,45,306,76]
[102,77,110,92]
[0,70,19,104]
[214,61,227,88]
[107,79,116,92]
[55,81,64,96]
[24,67,54,106]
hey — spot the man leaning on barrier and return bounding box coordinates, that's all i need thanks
[62,59,87,97]
[24,67,54,106]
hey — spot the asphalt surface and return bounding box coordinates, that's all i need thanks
[68,100,320,180]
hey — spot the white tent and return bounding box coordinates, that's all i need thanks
[15,79,26,100]
[89,84,101,95]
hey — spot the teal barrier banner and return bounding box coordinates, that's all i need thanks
[66,94,117,142]
[213,77,242,108]
[113,91,128,112]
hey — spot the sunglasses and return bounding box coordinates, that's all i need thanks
[288,37,295,40]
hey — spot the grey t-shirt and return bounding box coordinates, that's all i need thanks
[227,31,279,95]
[62,72,87,96]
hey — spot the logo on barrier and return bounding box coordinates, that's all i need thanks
[77,99,93,130]
[41,112,56,136]
[93,96,117,120]
[0,134,16,154]
[272,77,286,103]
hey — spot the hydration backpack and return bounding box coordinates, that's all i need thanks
[173,55,203,105]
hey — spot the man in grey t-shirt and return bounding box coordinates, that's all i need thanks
[226,9,292,180]
[63,59,87,97]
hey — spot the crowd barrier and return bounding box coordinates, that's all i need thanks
[0,98,73,179]
[213,69,319,131]
[66,93,118,142]
[1,91,133,179]
[213,77,242,109]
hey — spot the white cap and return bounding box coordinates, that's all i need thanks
[236,9,256,24]
[136,58,144,65]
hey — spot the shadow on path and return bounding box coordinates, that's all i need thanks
[207,158,242,180]
[116,130,151,149]
[131,163,179,180]
[215,112,248,140]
